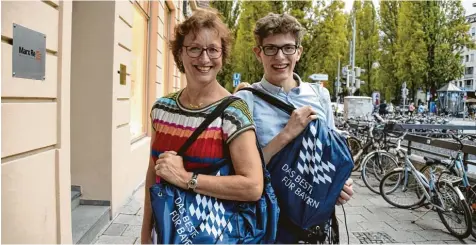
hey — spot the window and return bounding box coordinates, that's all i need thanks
[466,80,473,86]
[471,27,475,37]
[471,54,474,62]
[465,66,474,75]
[130,2,150,140]
[466,55,469,62]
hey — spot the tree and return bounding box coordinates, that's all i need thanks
[355,0,379,96]
[285,0,314,76]
[427,0,474,90]
[230,1,272,91]
[393,0,473,101]
[379,0,400,102]
[394,1,427,98]
[301,0,348,96]
[210,0,242,88]
[269,1,284,14]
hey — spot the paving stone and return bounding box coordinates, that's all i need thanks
[122,225,141,238]
[357,221,396,232]
[337,214,368,224]
[103,223,128,236]
[363,212,398,222]
[383,230,428,243]
[94,235,137,244]
[113,214,143,226]
[414,217,447,230]
[119,199,142,215]
[383,221,424,231]
[417,229,464,241]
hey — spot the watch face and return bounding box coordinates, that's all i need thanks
[188,179,198,189]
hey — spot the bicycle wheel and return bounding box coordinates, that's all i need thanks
[436,182,472,239]
[464,186,476,239]
[346,136,362,171]
[379,169,426,209]
[361,151,399,194]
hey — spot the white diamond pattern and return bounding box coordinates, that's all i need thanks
[187,171,233,241]
[296,124,336,185]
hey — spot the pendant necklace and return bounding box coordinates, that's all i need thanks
[185,88,203,109]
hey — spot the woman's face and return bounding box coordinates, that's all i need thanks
[180,28,223,86]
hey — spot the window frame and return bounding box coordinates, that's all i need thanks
[130,1,151,143]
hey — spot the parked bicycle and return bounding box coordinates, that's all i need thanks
[379,131,473,239]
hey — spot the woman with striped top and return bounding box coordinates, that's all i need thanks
[140,9,264,244]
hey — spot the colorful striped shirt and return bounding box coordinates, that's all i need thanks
[150,91,255,175]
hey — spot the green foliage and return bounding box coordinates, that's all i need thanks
[207,0,474,97]
[228,1,272,91]
[210,0,242,89]
[300,0,348,96]
[378,0,400,102]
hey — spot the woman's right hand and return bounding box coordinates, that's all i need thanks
[282,106,318,141]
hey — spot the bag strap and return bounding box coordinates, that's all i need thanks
[177,96,240,156]
[239,87,295,115]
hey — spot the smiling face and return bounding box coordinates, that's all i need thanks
[180,28,223,86]
[253,33,302,86]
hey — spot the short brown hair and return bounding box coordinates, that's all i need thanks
[170,8,232,73]
[254,13,305,46]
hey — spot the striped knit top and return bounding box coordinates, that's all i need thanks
[150,90,255,175]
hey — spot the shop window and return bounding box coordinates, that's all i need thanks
[130,2,150,140]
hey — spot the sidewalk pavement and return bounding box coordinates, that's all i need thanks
[93,172,476,244]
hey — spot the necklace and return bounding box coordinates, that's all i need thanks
[184,88,204,109]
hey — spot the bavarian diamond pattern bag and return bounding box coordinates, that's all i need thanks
[240,87,353,234]
[149,96,279,244]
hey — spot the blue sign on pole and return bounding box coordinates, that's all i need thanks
[233,73,241,87]
[233,73,241,80]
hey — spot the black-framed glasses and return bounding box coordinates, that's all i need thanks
[260,44,299,56]
[183,46,223,59]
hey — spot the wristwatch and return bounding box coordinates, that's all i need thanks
[187,173,199,191]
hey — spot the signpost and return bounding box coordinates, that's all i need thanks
[233,73,241,87]
[402,81,408,108]
[309,74,328,87]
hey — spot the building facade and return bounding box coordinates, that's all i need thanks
[452,13,476,95]
[1,0,200,243]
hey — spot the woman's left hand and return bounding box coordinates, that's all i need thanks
[337,178,354,205]
[155,151,188,187]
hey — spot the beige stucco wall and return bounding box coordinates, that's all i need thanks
[1,1,73,243]
[2,0,189,243]
[70,1,115,202]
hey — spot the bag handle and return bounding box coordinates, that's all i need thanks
[177,96,240,156]
[239,87,295,115]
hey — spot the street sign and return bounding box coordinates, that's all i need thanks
[233,73,241,87]
[233,73,241,80]
[309,73,328,81]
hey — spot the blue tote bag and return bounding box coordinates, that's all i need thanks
[149,96,279,244]
[240,87,354,242]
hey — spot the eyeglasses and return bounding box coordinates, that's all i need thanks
[260,44,299,56]
[183,46,222,59]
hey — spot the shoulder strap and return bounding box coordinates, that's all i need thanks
[177,96,240,156]
[239,87,295,115]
